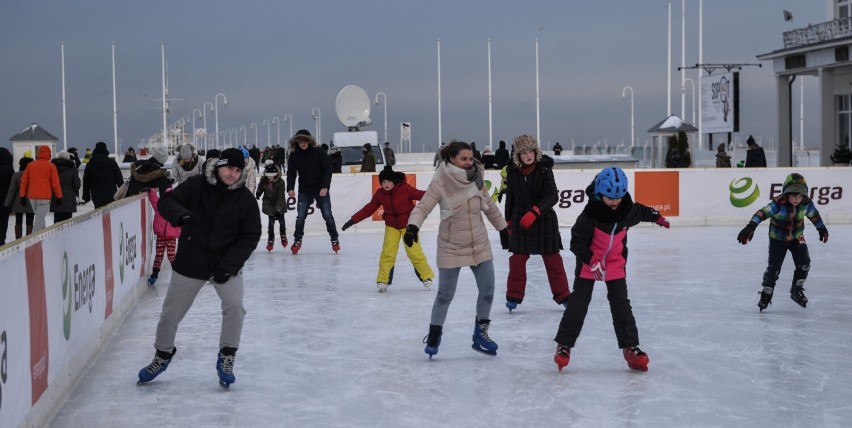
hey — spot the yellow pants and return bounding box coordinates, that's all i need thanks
[377,226,435,284]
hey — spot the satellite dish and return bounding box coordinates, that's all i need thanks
[783,10,793,22]
[335,85,371,127]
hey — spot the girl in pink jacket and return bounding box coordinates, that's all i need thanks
[148,187,181,286]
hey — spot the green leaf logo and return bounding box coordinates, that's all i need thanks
[729,177,760,208]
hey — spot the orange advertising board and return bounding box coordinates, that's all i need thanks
[370,174,418,221]
[634,171,679,216]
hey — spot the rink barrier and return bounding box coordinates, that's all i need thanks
[0,194,153,428]
[2,166,848,427]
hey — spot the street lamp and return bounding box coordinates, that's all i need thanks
[283,113,293,140]
[312,108,321,145]
[263,119,271,148]
[192,108,202,147]
[272,117,281,147]
[214,93,227,149]
[374,92,387,144]
[683,77,696,125]
[622,86,634,148]
[250,122,258,147]
[203,101,214,153]
[239,125,247,146]
[230,128,238,149]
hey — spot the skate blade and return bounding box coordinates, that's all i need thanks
[471,344,497,356]
[219,380,231,389]
[627,364,648,372]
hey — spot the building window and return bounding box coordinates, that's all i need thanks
[838,95,852,148]
[840,0,851,19]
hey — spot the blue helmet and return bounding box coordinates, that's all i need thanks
[240,147,250,158]
[594,167,628,199]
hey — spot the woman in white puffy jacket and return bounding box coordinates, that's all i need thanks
[405,140,508,359]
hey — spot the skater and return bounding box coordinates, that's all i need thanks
[136,148,261,388]
[405,141,509,358]
[502,135,571,312]
[256,160,288,251]
[341,165,434,292]
[286,129,340,254]
[553,166,670,372]
[737,173,828,311]
[146,187,180,286]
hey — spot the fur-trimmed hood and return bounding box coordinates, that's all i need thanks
[203,156,248,190]
[511,134,542,168]
[288,132,317,151]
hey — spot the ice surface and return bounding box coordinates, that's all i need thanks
[49,224,852,427]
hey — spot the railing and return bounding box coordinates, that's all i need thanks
[784,17,852,49]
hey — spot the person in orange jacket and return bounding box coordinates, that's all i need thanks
[20,145,63,232]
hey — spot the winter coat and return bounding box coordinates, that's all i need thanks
[408,160,507,269]
[20,146,62,200]
[287,146,332,196]
[361,149,376,172]
[0,150,13,212]
[82,147,124,207]
[157,160,261,280]
[148,188,181,239]
[570,184,661,281]
[716,150,732,168]
[383,147,396,166]
[50,158,81,213]
[170,148,203,185]
[745,145,767,167]
[127,158,170,198]
[4,171,34,213]
[750,197,824,243]
[256,175,287,217]
[243,157,257,194]
[494,142,510,169]
[350,181,425,230]
[330,151,343,173]
[504,156,562,255]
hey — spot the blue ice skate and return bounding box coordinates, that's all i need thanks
[217,348,237,389]
[471,319,498,356]
[423,325,442,359]
[505,301,518,312]
[137,347,176,385]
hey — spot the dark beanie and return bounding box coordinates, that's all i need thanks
[379,165,404,184]
[206,149,220,159]
[94,141,109,155]
[216,148,245,170]
[295,129,311,137]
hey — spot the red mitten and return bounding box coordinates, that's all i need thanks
[655,215,670,229]
[519,206,541,229]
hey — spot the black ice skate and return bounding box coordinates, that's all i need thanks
[757,287,773,312]
[790,285,808,308]
[423,325,442,359]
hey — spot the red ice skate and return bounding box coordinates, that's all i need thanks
[623,346,649,372]
[280,236,288,249]
[266,240,274,252]
[331,240,340,254]
[554,344,571,372]
[290,240,302,255]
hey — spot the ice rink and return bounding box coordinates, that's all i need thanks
[48,223,852,427]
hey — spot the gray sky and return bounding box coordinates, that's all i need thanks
[0,1,824,154]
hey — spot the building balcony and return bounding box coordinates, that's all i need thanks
[784,17,852,49]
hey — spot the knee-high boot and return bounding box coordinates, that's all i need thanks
[25,224,33,236]
[15,224,22,239]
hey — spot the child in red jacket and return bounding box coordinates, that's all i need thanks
[147,187,181,286]
[341,166,434,292]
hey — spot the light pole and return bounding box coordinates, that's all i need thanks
[263,119,271,148]
[622,86,634,148]
[230,128,238,149]
[683,77,696,124]
[214,93,227,149]
[312,108,321,145]
[203,101,213,153]
[374,92,387,144]
[250,122,258,147]
[192,108,202,147]
[240,125,247,146]
[272,117,281,147]
[283,113,293,140]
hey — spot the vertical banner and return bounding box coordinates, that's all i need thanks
[700,72,735,134]
[25,243,48,406]
[0,249,32,426]
[102,214,114,319]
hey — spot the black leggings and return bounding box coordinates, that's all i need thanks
[267,214,286,241]
[554,278,639,349]
[15,212,34,226]
[761,239,810,292]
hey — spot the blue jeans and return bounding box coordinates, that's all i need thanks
[294,192,338,241]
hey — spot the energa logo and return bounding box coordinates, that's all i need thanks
[729,177,760,208]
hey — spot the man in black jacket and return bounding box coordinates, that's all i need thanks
[286,129,339,254]
[137,148,261,388]
[81,142,124,208]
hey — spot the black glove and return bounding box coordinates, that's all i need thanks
[737,221,757,245]
[342,219,355,231]
[403,225,419,247]
[178,213,197,227]
[20,197,27,207]
[499,227,510,250]
[212,269,232,284]
[256,192,262,200]
[817,226,829,243]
